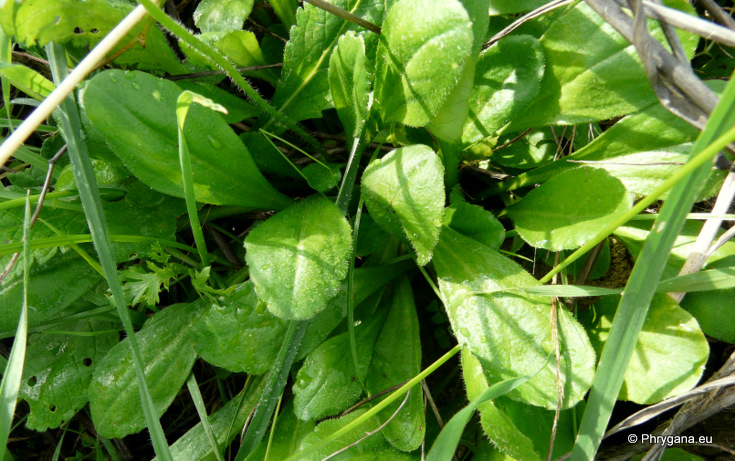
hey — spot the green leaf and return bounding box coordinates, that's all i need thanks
[462,35,544,145]
[174,80,261,124]
[429,350,543,461]
[0,252,103,332]
[497,80,728,194]
[509,167,632,250]
[433,227,596,409]
[193,281,288,374]
[584,146,726,200]
[361,145,445,265]
[213,31,279,86]
[83,69,291,210]
[445,190,505,250]
[491,128,556,169]
[0,64,55,101]
[296,260,414,360]
[268,0,385,124]
[295,408,415,460]
[244,400,315,461]
[584,295,708,405]
[615,221,735,343]
[0,0,186,74]
[88,303,203,438]
[19,320,118,431]
[293,308,385,420]
[507,1,699,131]
[244,195,353,320]
[365,277,425,452]
[374,0,474,127]
[159,376,267,461]
[329,31,371,140]
[462,350,541,461]
[194,0,254,33]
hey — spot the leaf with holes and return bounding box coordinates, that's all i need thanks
[18,320,118,431]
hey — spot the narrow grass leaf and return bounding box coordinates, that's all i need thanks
[0,195,31,461]
[46,43,172,461]
[185,373,224,461]
[570,70,735,460]
[176,90,228,266]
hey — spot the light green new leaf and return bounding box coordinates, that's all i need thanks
[433,227,596,409]
[329,32,371,140]
[462,35,544,145]
[214,31,278,85]
[193,281,288,374]
[509,167,632,250]
[362,145,445,265]
[366,277,425,452]
[585,295,707,405]
[293,309,385,421]
[194,0,254,33]
[268,0,385,124]
[0,64,55,101]
[374,0,474,127]
[244,195,353,320]
[296,409,415,460]
[507,0,698,131]
[83,70,291,210]
[19,320,118,431]
[88,303,203,438]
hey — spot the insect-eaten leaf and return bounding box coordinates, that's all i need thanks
[362,145,445,265]
[244,195,353,320]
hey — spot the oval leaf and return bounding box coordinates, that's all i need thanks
[509,167,632,250]
[585,295,708,405]
[88,303,202,438]
[244,195,353,320]
[362,145,445,265]
[329,31,371,140]
[433,227,596,409]
[374,0,474,127]
[83,69,291,210]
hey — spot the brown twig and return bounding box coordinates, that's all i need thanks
[697,0,735,31]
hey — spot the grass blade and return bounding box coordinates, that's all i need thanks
[46,43,173,461]
[0,194,31,461]
[175,90,228,267]
[570,71,735,460]
[235,320,307,460]
[185,373,224,461]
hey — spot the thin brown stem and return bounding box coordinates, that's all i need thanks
[302,0,381,35]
